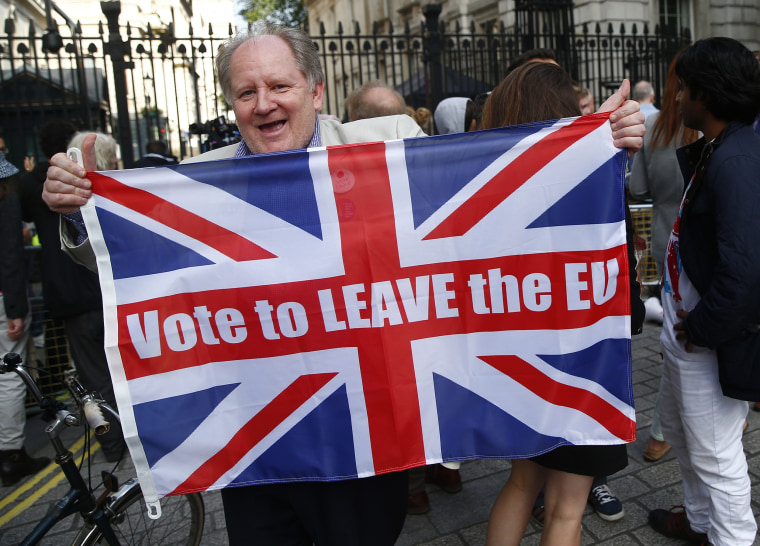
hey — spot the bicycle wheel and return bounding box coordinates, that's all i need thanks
[74,479,204,546]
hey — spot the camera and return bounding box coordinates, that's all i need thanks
[189,116,241,152]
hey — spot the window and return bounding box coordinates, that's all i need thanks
[659,0,691,34]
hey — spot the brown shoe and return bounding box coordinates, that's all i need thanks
[425,464,462,493]
[407,490,430,515]
[648,506,708,544]
[643,438,671,462]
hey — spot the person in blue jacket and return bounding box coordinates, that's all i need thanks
[648,37,760,546]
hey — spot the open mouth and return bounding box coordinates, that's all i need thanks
[259,120,286,133]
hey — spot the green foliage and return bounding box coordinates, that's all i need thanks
[140,106,164,118]
[239,0,307,29]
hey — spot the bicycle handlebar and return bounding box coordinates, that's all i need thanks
[1,352,114,434]
[83,397,111,435]
[1,352,47,404]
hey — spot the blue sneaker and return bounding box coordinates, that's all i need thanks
[588,483,624,521]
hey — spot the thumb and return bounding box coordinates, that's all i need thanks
[597,79,630,113]
[81,133,98,171]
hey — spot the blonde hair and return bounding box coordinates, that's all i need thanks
[68,132,119,170]
[414,107,432,125]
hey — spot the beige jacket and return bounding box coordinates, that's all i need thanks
[61,115,425,270]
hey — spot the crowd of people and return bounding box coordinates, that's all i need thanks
[1,21,759,546]
[1,127,155,485]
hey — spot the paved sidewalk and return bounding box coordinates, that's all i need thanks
[2,320,759,545]
[396,321,760,546]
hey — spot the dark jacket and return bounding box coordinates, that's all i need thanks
[0,178,29,319]
[18,163,103,319]
[626,204,645,336]
[677,122,760,399]
[132,153,178,168]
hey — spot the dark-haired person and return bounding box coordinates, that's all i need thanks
[481,62,645,546]
[504,48,558,76]
[647,37,760,546]
[132,140,178,168]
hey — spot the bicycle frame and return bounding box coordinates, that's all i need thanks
[20,453,121,546]
[1,354,124,546]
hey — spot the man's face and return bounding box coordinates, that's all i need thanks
[676,79,706,132]
[579,95,594,115]
[230,35,324,155]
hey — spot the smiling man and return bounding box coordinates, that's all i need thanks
[219,34,326,155]
[41,22,646,545]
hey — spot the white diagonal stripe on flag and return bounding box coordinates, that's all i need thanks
[129,348,375,494]
[414,316,633,461]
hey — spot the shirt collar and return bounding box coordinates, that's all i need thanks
[234,115,321,158]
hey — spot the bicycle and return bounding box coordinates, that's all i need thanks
[0,352,205,545]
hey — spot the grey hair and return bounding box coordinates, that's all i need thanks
[632,80,655,102]
[216,22,324,106]
[344,79,406,121]
[68,131,118,170]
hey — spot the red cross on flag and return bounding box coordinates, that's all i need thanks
[82,113,635,503]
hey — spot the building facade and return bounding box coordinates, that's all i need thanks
[304,0,758,118]
[306,0,760,51]
[1,0,45,36]
[1,0,236,163]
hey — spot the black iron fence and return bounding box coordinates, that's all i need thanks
[0,3,689,167]
[0,7,237,167]
[316,5,690,117]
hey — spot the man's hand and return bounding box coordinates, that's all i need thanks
[6,318,24,341]
[597,79,646,156]
[42,133,98,214]
[673,309,694,352]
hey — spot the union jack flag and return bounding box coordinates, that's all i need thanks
[82,113,635,503]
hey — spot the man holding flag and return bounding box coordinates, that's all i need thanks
[42,22,645,546]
